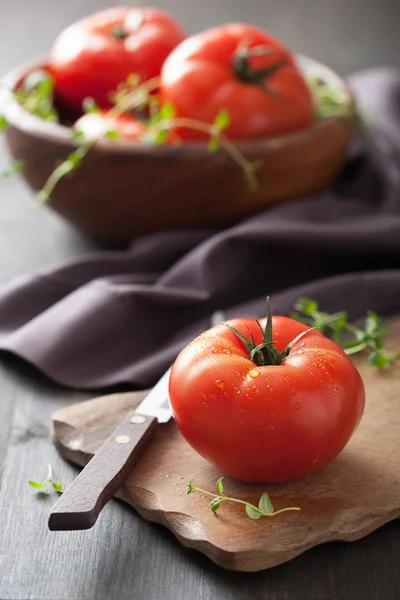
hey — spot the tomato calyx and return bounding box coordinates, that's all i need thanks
[225,297,316,367]
[232,44,287,92]
[112,25,128,40]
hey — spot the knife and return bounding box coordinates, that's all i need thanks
[48,366,172,531]
[48,311,225,532]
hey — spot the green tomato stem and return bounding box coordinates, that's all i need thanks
[37,145,89,204]
[192,487,300,516]
[156,116,259,187]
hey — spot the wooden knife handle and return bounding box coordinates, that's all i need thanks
[48,412,157,531]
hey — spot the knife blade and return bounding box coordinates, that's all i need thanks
[48,367,172,531]
[48,310,225,532]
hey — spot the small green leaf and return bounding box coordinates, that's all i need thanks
[72,129,86,144]
[186,478,194,495]
[245,504,261,520]
[105,130,120,140]
[258,492,274,515]
[368,351,390,368]
[67,151,83,169]
[126,73,141,87]
[22,70,53,93]
[294,298,318,316]
[143,128,169,145]
[82,97,100,114]
[1,161,23,178]
[0,115,9,132]
[210,498,221,513]
[159,103,176,121]
[216,477,224,495]
[28,480,45,489]
[207,138,220,153]
[52,482,63,492]
[214,109,230,131]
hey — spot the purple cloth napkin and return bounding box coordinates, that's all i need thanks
[1,68,400,390]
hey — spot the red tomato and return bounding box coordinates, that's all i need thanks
[49,7,186,111]
[74,111,146,141]
[74,110,182,144]
[160,23,315,140]
[169,313,365,483]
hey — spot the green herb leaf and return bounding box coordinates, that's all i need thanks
[210,498,221,512]
[67,151,83,169]
[0,115,9,132]
[72,129,86,144]
[28,481,45,489]
[82,97,100,114]
[214,109,230,131]
[258,492,274,515]
[294,298,318,315]
[292,297,399,369]
[1,160,23,178]
[15,70,58,122]
[105,130,120,140]
[207,138,220,153]
[307,74,354,119]
[367,351,390,368]
[142,128,169,145]
[29,464,63,496]
[186,478,194,495]
[245,504,262,520]
[186,477,300,521]
[159,103,176,121]
[126,73,141,87]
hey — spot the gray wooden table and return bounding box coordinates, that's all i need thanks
[1,1,400,599]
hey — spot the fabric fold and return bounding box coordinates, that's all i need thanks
[1,68,400,390]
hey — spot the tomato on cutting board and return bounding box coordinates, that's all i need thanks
[160,23,315,140]
[48,6,186,111]
[169,303,365,483]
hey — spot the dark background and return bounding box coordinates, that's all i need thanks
[1,2,400,599]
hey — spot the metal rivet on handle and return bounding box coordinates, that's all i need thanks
[131,415,146,424]
[116,435,130,444]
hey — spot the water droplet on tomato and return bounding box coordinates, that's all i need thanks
[215,380,224,389]
[236,389,241,394]
[291,400,301,412]
[211,347,218,354]
[248,369,260,378]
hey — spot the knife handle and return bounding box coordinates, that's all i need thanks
[48,412,157,531]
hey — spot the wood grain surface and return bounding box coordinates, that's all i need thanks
[1,0,400,598]
[51,317,400,572]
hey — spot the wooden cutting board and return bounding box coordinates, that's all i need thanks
[52,317,400,572]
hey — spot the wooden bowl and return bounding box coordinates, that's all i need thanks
[1,56,356,247]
